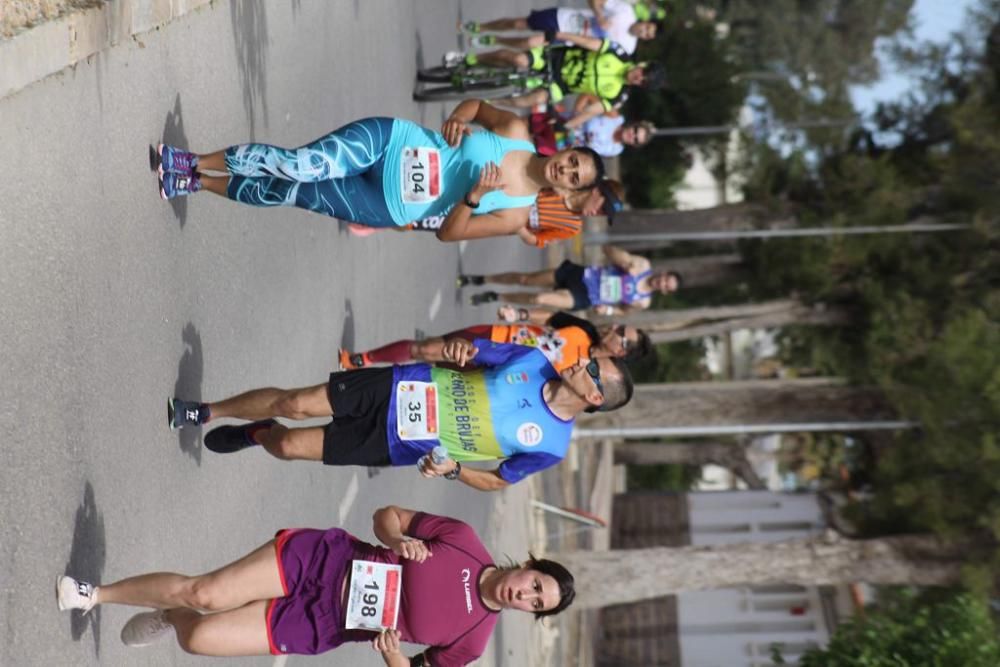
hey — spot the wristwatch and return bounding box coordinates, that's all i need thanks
[464,193,480,209]
[444,461,462,480]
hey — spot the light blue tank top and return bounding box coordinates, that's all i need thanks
[582,266,653,305]
[382,119,538,225]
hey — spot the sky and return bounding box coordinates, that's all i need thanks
[849,0,979,114]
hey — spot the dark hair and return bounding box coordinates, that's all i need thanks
[625,328,653,363]
[640,62,667,90]
[585,356,635,413]
[623,121,655,147]
[526,554,575,619]
[666,270,683,290]
[571,146,606,190]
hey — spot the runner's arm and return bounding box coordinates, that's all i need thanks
[552,32,605,51]
[564,99,608,129]
[437,207,529,242]
[446,99,530,139]
[517,226,540,246]
[498,305,559,326]
[602,244,649,272]
[459,466,511,492]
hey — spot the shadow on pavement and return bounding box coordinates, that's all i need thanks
[161,94,189,228]
[62,482,106,655]
[230,0,270,138]
[173,322,205,465]
[339,298,355,356]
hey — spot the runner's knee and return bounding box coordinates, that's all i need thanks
[513,53,531,69]
[262,426,299,460]
[182,577,229,612]
[274,389,321,419]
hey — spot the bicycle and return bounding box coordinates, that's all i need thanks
[413,46,558,103]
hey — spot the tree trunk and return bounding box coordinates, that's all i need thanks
[650,253,746,288]
[553,533,965,609]
[582,378,896,430]
[645,302,853,343]
[615,441,766,489]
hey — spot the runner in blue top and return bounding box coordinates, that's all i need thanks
[166,340,633,491]
[151,100,605,242]
[462,244,683,315]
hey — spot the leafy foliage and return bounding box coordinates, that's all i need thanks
[788,590,1000,667]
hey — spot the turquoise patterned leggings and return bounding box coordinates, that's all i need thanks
[224,117,397,227]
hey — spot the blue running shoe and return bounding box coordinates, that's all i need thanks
[157,143,198,176]
[159,171,202,200]
[168,398,209,430]
[205,419,277,454]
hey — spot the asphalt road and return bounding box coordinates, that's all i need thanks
[0,1,550,665]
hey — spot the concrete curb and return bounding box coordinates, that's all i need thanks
[0,0,215,101]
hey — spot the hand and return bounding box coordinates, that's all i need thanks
[391,536,433,562]
[442,338,479,366]
[372,628,403,655]
[581,190,606,217]
[470,161,504,199]
[418,455,458,479]
[596,17,611,30]
[441,117,472,147]
[498,305,518,323]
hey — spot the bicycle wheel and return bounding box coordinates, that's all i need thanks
[416,66,456,83]
[413,82,517,102]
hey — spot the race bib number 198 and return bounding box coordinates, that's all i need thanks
[599,275,623,303]
[396,381,439,440]
[401,147,441,203]
[345,560,402,631]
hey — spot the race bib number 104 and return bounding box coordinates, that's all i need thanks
[401,147,441,203]
[345,560,403,631]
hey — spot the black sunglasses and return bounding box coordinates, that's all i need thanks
[614,324,630,352]
[585,358,605,396]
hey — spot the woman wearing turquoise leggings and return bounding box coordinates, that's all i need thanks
[154,100,605,241]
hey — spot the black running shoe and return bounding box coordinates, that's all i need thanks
[168,398,209,430]
[456,274,485,287]
[470,291,499,306]
[204,419,276,454]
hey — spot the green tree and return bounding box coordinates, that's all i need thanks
[785,591,1000,667]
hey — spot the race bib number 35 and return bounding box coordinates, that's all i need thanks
[396,381,439,440]
[401,147,441,203]
[345,560,403,631]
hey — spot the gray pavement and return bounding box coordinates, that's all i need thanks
[0,1,553,665]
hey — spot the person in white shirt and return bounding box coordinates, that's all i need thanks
[462,0,659,55]
[581,117,654,157]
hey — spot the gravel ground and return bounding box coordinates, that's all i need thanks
[0,0,103,39]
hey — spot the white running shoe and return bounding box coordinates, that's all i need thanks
[56,575,97,613]
[443,51,465,68]
[121,610,174,647]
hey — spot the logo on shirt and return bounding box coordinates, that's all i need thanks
[505,371,530,385]
[461,568,473,614]
[516,422,544,447]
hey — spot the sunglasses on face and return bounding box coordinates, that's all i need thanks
[614,325,630,352]
[585,358,605,396]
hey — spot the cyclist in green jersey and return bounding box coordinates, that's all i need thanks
[454,33,665,128]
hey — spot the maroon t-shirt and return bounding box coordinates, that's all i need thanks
[352,512,499,666]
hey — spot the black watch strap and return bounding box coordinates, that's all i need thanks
[444,461,462,480]
[464,193,480,209]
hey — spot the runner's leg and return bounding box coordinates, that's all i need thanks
[208,384,332,421]
[494,34,546,49]
[480,17,530,31]
[501,289,576,309]
[222,118,394,181]
[96,541,283,612]
[258,424,326,461]
[474,49,531,69]
[168,601,271,656]
[485,268,557,287]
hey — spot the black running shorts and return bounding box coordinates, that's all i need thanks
[553,260,592,310]
[323,368,393,466]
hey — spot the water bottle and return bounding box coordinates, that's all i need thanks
[419,446,450,474]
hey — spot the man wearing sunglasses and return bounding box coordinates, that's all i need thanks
[167,340,633,492]
[339,299,650,374]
